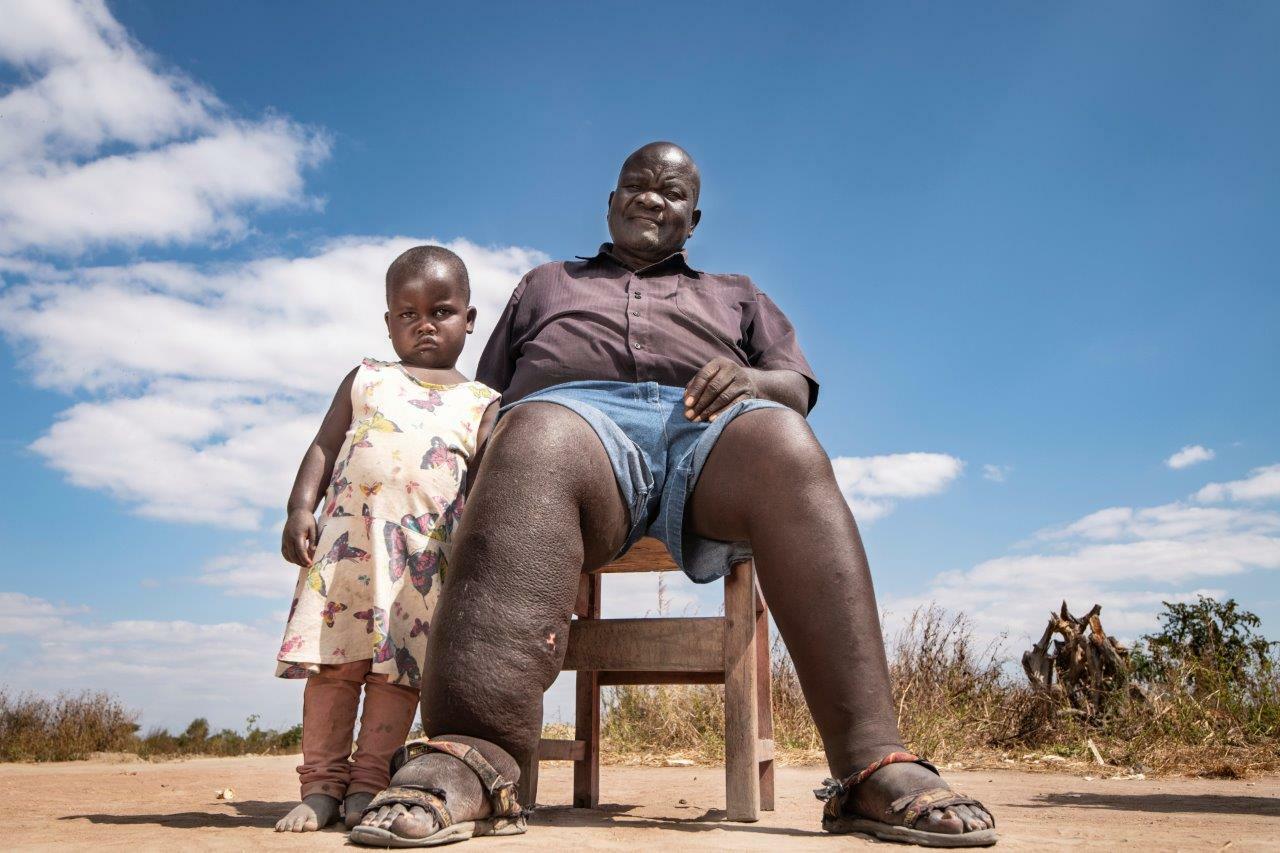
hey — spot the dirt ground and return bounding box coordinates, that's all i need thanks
[1,755,1277,851]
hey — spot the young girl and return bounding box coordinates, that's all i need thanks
[273,245,500,833]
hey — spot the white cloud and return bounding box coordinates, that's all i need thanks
[1,237,545,528]
[0,0,327,254]
[1195,464,1280,504]
[831,452,964,522]
[982,463,1011,483]
[197,550,299,600]
[887,473,1280,645]
[0,590,301,729]
[1165,444,1215,470]
[0,591,88,636]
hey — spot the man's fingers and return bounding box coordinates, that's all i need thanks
[689,365,731,418]
[683,362,721,417]
[694,368,746,419]
[704,386,751,422]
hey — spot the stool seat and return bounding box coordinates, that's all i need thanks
[522,537,775,821]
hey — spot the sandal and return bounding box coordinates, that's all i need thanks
[348,739,528,847]
[815,751,997,848]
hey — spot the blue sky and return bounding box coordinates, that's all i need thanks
[1,0,1277,730]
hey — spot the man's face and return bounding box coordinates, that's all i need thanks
[607,146,701,264]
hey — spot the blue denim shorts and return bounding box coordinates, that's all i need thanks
[499,381,786,583]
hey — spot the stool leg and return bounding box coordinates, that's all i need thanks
[573,573,601,809]
[573,670,600,808]
[519,697,541,809]
[724,561,760,822]
[756,592,775,811]
[518,749,540,808]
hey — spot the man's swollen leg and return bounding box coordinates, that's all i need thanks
[421,402,631,766]
[357,403,631,842]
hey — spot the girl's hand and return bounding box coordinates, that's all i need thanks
[282,509,318,567]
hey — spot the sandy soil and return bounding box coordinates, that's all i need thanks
[1,755,1277,850]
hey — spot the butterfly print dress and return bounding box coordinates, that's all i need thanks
[276,358,499,688]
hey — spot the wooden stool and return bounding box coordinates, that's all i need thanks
[521,537,775,822]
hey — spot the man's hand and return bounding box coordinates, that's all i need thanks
[684,357,760,422]
[282,508,318,567]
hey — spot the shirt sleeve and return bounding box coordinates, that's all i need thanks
[474,276,527,394]
[744,285,820,412]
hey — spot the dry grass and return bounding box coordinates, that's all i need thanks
[0,690,301,762]
[0,689,138,761]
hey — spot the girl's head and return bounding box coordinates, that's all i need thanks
[384,245,476,370]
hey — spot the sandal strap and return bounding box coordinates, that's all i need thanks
[390,739,522,818]
[363,784,453,828]
[813,751,939,802]
[889,787,991,829]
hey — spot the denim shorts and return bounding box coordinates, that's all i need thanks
[498,380,786,583]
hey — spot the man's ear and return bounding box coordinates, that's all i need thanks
[687,208,701,238]
[607,190,615,213]
[466,306,477,334]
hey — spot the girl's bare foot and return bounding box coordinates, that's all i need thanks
[343,791,375,830]
[275,793,340,832]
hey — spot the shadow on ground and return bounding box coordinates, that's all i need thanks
[533,803,821,839]
[60,800,821,838]
[1024,792,1280,817]
[60,801,295,831]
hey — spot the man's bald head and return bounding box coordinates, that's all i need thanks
[618,141,701,205]
[607,141,703,268]
[386,245,470,302]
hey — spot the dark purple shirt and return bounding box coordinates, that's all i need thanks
[476,244,819,410]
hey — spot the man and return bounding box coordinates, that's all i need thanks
[352,143,996,847]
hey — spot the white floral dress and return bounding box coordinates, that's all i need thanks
[276,358,498,688]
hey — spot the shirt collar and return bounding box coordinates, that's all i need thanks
[575,243,700,276]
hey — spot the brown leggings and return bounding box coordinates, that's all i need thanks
[296,660,420,799]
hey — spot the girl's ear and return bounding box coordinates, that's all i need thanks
[465,306,477,334]
[384,310,391,337]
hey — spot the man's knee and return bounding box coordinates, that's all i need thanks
[484,402,604,484]
[723,407,830,480]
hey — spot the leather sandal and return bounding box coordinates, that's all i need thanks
[815,751,997,847]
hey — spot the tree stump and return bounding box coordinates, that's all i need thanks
[1022,602,1131,719]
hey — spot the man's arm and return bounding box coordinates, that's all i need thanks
[474,276,528,392]
[747,366,811,414]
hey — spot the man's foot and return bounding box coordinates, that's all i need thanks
[846,761,994,835]
[343,791,375,830]
[359,801,441,840]
[274,793,341,832]
[351,736,524,846]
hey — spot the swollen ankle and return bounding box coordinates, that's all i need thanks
[838,743,910,778]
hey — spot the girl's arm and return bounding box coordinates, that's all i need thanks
[281,368,358,567]
[464,398,501,499]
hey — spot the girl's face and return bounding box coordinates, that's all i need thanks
[384,272,476,370]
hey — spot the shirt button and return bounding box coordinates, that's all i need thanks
[633,342,642,350]
[633,292,642,299]
[631,310,640,317]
